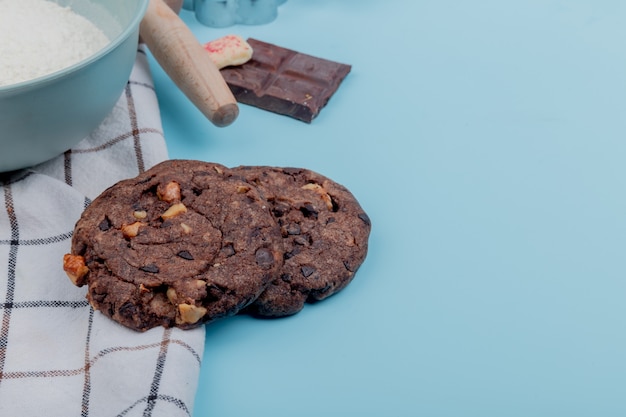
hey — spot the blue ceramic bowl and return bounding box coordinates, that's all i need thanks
[0,0,149,172]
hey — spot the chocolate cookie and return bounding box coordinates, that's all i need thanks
[64,160,283,331]
[229,166,371,317]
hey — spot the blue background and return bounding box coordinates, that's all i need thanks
[149,1,626,415]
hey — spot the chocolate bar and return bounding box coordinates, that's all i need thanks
[219,38,351,123]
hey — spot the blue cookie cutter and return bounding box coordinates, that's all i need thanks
[183,0,287,28]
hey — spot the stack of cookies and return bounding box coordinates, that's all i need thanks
[63,160,371,331]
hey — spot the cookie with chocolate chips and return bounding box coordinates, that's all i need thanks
[64,160,283,331]
[229,166,371,317]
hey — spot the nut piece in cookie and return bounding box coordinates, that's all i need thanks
[63,254,89,286]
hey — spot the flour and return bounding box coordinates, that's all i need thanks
[0,0,110,87]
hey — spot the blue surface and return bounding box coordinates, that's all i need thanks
[149,1,626,415]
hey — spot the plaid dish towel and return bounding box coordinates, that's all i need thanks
[0,46,205,416]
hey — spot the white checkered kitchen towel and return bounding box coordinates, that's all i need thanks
[0,46,205,416]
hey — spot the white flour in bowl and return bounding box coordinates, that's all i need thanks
[0,0,110,87]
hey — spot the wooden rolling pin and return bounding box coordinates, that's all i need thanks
[140,0,239,127]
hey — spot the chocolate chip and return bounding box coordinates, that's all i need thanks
[284,247,301,260]
[221,244,235,257]
[140,264,160,274]
[300,203,318,219]
[177,250,194,260]
[358,213,371,226]
[286,223,301,235]
[255,247,275,268]
[206,284,225,302]
[300,265,316,278]
[283,168,303,176]
[119,301,138,317]
[98,217,111,231]
[280,273,292,283]
[309,283,332,299]
[272,202,290,218]
[294,236,308,246]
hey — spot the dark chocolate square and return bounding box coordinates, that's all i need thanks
[220,38,351,123]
